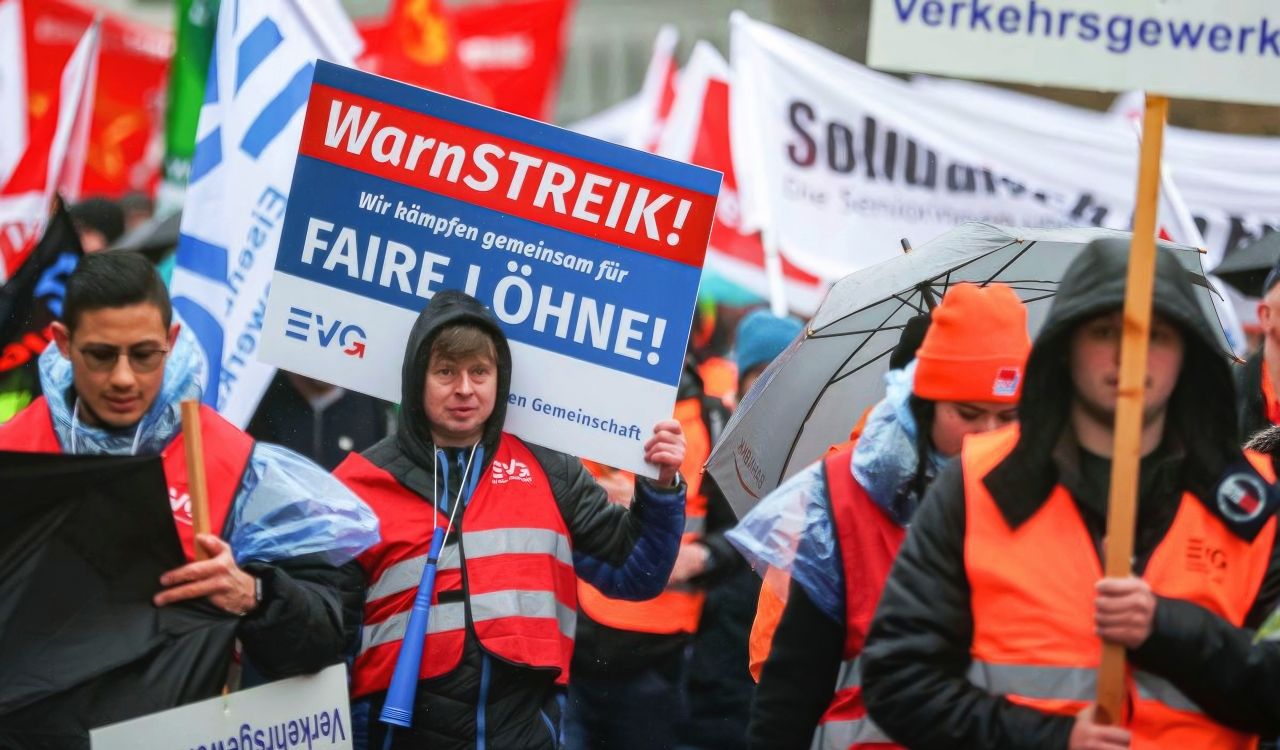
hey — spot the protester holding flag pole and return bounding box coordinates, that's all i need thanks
[0,251,379,686]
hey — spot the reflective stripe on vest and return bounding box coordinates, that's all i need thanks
[810,657,895,749]
[813,447,907,750]
[339,435,577,698]
[962,426,1273,749]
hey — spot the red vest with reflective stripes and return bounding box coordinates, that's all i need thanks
[0,397,254,561]
[812,447,906,750]
[337,433,577,699]
[577,396,709,635]
[963,426,1275,750]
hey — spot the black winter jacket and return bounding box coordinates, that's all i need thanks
[1238,349,1272,445]
[862,239,1280,749]
[352,291,685,750]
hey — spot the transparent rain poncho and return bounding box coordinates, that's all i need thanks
[38,323,379,566]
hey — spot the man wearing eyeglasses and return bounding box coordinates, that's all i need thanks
[0,251,380,687]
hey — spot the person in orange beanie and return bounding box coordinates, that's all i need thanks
[731,282,1031,750]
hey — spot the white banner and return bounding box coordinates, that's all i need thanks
[0,0,25,186]
[868,0,1280,107]
[910,75,1280,268]
[728,14,1278,293]
[90,664,352,750]
[170,0,362,428]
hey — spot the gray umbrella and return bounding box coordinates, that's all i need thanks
[707,222,1230,519]
[1212,231,1280,298]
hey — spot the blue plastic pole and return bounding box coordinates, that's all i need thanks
[379,525,446,727]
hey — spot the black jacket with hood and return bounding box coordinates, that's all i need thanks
[351,291,686,750]
[1238,348,1272,445]
[861,238,1280,749]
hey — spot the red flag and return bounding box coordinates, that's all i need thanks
[355,0,491,105]
[18,0,169,199]
[449,0,574,121]
[629,24,678,152]
[0,13,98,282]
[657,43,826,315]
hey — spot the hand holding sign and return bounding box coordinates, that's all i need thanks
[644,418,686,486]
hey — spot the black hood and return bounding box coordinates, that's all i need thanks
[396,290,512,471]
[988,237,1240,523]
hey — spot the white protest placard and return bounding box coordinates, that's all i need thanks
[258,62,719,477]
[90,664,352,750]
[868,0,1280,106]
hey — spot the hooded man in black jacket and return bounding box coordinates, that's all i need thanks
[862,238,1280,750]
[337,290,688,750]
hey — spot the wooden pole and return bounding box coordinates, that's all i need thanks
[180,399,213,561]
[1094,93,1168,726]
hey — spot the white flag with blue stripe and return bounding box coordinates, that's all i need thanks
[171,0,361,427]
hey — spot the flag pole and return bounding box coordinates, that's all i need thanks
[1095,93,1168,726]
[180,400,212,561]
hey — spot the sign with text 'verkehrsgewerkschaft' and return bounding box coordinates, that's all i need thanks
[90,664,352,750]
[868,0,1280,106]
[259,61,720,476]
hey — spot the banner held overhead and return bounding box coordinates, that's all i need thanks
[259,62,720,477]
[869,0,1280,106]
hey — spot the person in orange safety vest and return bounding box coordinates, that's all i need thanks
[735,285,1029,750]
[862,238,1280,750]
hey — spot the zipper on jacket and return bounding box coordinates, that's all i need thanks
[477,653,491,750]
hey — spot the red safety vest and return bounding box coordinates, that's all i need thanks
[0,397,254,562]
[963,426,1275,750]
[337,433,577,699]
[811,447,906,750]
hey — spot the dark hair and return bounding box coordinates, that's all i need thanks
[68,197,126,245]
[906,395,937,508]
[62,251,172,332]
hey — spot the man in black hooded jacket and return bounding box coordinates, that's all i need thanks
[861,238,1280,749]
[336,290,687,750]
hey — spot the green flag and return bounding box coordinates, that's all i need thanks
[157,0,219,216]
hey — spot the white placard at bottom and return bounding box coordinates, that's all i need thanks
[90,664,352,750]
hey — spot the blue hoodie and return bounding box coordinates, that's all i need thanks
[38,323,379,566]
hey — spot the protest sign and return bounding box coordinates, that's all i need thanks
[868,0,1280,106]
[90,664,352,750]
[259,61,719,476]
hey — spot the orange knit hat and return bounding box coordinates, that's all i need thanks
[912,283,1031,403]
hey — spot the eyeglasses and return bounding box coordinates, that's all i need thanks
[76,345,170,374]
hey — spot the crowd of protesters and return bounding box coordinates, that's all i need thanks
[4,198,1280,750]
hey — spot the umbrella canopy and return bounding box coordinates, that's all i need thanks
[1212,231,1280,298]
[108,211,181,263]
[708,222,1230,518]
[0,451,238,749]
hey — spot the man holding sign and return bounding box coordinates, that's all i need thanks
[336,289,687,750]
[0,253,380,685]
[860,239,1280,749]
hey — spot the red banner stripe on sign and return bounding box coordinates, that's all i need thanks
[299,83,716,268]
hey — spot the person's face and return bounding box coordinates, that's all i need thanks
[424,350,497,447]
[76,227,109,253]
[1257,288,1280,348]
[931,401,1019,457]
[1070,311,1185,425]
[52,304,178,429]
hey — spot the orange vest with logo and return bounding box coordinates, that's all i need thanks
[576,396,709,635]
[0,397,254,562]
[962,427,1276,750]
[811,447,905,750]
[337,433,577,698]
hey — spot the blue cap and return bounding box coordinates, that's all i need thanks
[735,309,803,376]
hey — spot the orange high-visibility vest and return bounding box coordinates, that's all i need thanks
[810,447,904,749]
[0,396,254,562]
[963,427,1276,750]
[338,434,577,698]
[577,396,710,635]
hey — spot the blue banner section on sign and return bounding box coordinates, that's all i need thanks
[313,61,722,197]
[274,156,700,385]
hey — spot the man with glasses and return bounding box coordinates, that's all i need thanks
[0,251,380,685]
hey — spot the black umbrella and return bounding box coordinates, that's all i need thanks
[108,211,181,264]
[1213,231,1280,297]
[0,452,238,749]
